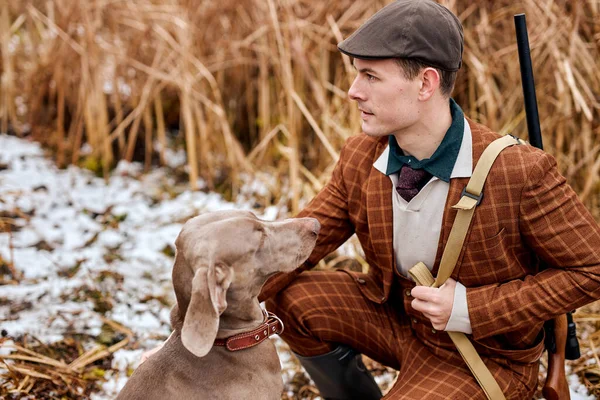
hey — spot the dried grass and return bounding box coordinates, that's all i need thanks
[0,317,132,399]
[562,301,600,398]
[0,212,23,283]
[1,0,595,214]
[0,0,600,397]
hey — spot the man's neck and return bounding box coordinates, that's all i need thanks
[392,98,453,161]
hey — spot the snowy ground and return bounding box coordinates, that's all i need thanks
[0,133,595,399]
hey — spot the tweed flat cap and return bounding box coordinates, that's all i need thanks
[338,0,464,71]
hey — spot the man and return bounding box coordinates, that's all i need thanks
[258,0,600,399]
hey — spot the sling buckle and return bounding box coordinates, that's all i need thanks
[461,187,483,206]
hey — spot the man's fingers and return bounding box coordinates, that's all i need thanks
[411,280,456,331]
[411,298,439,316]
[411,286,441,303]
[411,300,447,330]
[431,320,447,330]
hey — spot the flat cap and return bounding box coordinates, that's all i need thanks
[338,0,464,71]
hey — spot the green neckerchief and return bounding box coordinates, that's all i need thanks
[385,98,464,183]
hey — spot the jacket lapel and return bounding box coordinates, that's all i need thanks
[431,118,489,277]
[366,138,396,297]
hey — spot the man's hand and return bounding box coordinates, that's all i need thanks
[410,278,457,330]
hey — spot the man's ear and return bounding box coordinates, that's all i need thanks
[181,262,234,357]
[419,67,441,101]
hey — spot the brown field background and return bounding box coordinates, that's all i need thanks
[1,0,600,397]
[1,0,599,216]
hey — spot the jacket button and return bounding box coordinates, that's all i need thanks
[404,289,411,297]
[412,318,418,324]
[431,328,437,334]
[357,278,366,284]
[381,296,386,302]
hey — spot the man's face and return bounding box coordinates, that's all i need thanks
[348,58,421,137]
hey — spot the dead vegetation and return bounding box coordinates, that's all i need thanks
[0,319,132,399]
[0,0,598,214]
[0,0,599,398]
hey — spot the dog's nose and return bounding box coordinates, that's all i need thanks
[300,218,320,236]
[312,219,321,235]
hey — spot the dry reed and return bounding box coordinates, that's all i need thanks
[1,0,596,215]
[0,1,599,394]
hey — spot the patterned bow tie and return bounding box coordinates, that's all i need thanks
[395,164,433,202]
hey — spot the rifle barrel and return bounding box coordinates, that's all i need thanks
[514,14,543,150]
[514,13,581,363]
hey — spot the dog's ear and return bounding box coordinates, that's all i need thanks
[181,261,233,357]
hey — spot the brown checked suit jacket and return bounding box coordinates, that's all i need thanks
[259,118,600,364]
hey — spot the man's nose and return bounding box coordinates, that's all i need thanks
[348,76,364,102]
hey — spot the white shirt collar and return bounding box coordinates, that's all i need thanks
[373,117,473,179]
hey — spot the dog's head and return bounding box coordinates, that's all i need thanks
[171,210,319,357]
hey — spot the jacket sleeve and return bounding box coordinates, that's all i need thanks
[258,140,356,302]
[466,151,600,340]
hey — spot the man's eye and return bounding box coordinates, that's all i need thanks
[366,74,376,81]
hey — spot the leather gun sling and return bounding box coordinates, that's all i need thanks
[409,134,526,400]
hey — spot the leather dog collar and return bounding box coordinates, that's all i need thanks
[213,310,284,351]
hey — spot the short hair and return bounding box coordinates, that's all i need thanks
[394,58,457,97]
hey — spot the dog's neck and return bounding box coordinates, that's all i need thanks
[215,298,265,338]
